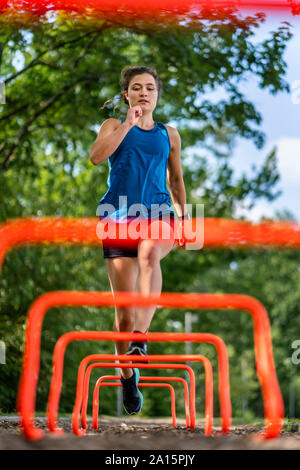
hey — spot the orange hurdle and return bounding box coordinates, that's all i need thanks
[47,353,214,437]
[91,376,190,430]
[45,334,222,437]
[1,0,298,22]
[17,290,282,439]
[1,217,300,271]
[93,380,177,428]
[78,355,213,433]
[6,216,291,440]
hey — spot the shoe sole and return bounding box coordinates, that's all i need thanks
[124,368,144,415]
[126,355,149,364]
[125,347,149,364]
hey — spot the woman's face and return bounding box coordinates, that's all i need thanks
[125,73,158,112]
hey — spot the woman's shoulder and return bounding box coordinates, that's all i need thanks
[163,124,181,148]
[100,118,122,130]
[164,124,180,135]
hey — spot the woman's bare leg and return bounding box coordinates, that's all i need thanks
[135,223,175,332]
[105,257,139,378]
[105,219,175,376]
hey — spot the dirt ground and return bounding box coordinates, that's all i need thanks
[0,416,300,450]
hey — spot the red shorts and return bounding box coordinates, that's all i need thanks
[98,214,175,258]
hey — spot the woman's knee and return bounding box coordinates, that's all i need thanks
[115,307,135,331]
[138,242,161,269]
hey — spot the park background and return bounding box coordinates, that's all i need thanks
[0,6,300,423]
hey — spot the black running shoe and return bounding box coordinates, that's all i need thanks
[125,340,149,363]
[120,368,143,415]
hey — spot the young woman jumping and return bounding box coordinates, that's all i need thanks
[90,65,189,415]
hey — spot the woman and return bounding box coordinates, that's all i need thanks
[90,65,189,415]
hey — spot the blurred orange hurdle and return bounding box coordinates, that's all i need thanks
[91,375,190,430]
[1,217,300,271]
[1,2,300,41]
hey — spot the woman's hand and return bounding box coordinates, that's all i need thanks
[125,105,143,127]
[176,219,186,247]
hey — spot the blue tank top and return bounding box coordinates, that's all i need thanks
[97,120,175,220]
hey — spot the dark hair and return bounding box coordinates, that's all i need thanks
[101,65,162,112]
[120,65,162,106]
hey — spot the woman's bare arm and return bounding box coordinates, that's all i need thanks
[90,118,132,165]
[166,125,188,217]
[90,106,143,165]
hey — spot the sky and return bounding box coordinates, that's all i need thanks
[229,11,300,222]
